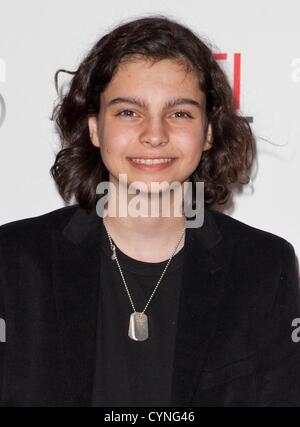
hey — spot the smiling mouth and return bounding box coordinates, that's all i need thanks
[128,157,176,165]
[127,157,177,170]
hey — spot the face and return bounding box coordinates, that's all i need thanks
[88,58,212,195]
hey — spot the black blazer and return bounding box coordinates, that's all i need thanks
[0,205,300,407]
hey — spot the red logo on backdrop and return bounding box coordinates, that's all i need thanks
[214,53,253,123]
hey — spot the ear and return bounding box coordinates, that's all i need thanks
[88,115,101,148]
[203,122,213,151]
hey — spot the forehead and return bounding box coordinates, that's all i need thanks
[102,58,201,98]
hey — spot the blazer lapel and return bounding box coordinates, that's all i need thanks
[171,208,234,406]
[52,206,103,406]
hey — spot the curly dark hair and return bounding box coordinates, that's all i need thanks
[50,14,255,213]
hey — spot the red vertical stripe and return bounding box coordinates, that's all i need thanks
[233,53,241,110]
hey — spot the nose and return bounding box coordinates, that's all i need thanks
[139,117,169,147]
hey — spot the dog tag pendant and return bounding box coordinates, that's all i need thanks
[128,312,148,341]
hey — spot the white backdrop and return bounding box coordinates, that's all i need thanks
[0,0,299,259]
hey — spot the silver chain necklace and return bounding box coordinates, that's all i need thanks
[104,221,186,342]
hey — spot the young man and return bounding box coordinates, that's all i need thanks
[0,15,299,407]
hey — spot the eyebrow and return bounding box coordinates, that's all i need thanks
[106,96,204,111]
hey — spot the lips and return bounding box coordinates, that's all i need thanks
[130,158,173,165]
[127,157,177,170]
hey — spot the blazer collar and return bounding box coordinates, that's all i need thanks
[56,205,233,406]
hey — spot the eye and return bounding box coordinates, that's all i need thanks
[116,110,138,118]
[172,111,193,119]
[115,109,193,119]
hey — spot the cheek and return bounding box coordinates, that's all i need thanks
[101,127,130,158]
[177,130,204,161]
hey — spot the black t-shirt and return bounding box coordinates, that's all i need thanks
[91,219,185,407]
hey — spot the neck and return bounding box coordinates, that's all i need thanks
[103,215,186,263]
[102,179,186,262]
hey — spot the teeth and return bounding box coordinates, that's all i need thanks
[131,158,174,165]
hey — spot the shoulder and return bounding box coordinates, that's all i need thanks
[0,205,79,248]
[207,208,297,262]
[208,210,299,321]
